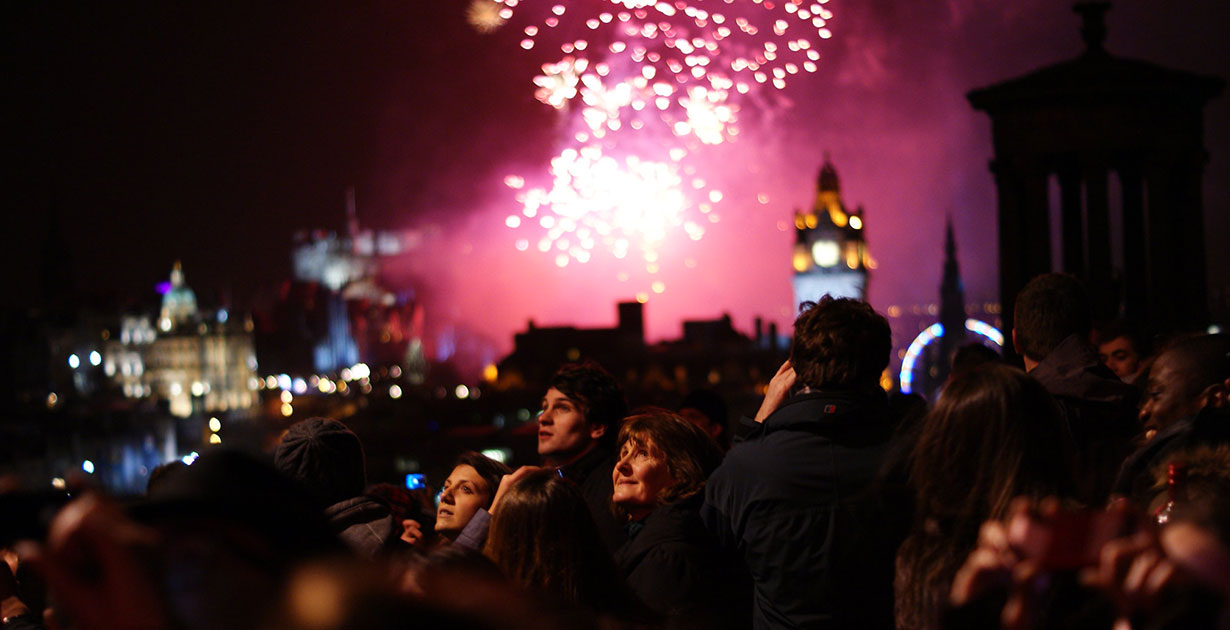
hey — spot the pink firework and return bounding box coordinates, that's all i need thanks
[489,0,835,286]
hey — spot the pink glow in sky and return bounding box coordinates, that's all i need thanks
[8,1,1226,377]
[373,0,1228,366]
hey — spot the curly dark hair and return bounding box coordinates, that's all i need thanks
[790,296,891,390]
[549,360,628,450]
[1013,273,1092,362]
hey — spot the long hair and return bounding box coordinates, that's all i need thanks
[613,408,723,518]
[482,469,633,615]
[895,364,1073,630]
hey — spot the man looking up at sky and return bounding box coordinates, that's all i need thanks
[535,360,629,551]
[456,360,629,553]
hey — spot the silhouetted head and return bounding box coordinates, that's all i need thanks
[678,388,729,447]
[482,470,628,615]
[1013,273,1092,364]
[273,417,367,507]
[790,296,891,391]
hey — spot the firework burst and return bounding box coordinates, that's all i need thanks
[491,0,834,285]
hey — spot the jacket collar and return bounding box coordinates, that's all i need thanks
[1031,334,1139,405]
[752,388,892,442]
[558,442,612,481]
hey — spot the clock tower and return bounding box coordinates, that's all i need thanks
[791,156,870,312]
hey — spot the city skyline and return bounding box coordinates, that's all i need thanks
[7,1,1228,355]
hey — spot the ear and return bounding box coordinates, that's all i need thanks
[1012,328,1021,354]
[589,422,606,441]
[1199,381,1230,409]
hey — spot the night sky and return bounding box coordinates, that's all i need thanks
[6,1,1228,364]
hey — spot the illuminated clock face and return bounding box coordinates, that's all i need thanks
[812,240,840,268]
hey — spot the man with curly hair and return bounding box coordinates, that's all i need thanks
[702,296,899,629]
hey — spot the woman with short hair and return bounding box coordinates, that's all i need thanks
[609,408,739,622]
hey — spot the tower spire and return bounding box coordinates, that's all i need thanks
[938,216,968,369]
[345,186,360,241]
[1074,2,1111,56]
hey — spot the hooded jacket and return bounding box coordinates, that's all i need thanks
[1030,335,1140,504]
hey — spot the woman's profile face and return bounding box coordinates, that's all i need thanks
[612,437,674,519]
[435,464,491,536]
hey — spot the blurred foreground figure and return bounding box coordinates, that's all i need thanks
[702,296,900,629]
[947,497,1230,630]
[274,417,403,558]
[895,364,1074,630]
[1013,273,1139,504]
[9,450,342,630]
[481,469,649,623]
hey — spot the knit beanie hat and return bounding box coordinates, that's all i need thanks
[273,417,367,507]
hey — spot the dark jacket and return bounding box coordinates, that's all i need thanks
[701,389,899,630]
[560,445,626,553]
[615,493,749,626]
[1030,335,1140,505]
[324,495,399,558]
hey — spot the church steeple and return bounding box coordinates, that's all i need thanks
[938,217,968,372]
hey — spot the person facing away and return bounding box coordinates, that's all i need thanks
[273,417,401,558]
[1012,272,1139,505]
[894,363,1074,630]
[481,468,649,623]
[701,296,901,629]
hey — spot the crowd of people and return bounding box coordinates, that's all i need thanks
[2,272,1228,629]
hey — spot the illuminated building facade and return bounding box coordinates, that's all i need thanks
[103,262,259,418]
[280,187,425,376]
[791,157,870,311]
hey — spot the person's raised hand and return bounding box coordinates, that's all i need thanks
[489,467,544,516]
[400,519,424,547]
[754,360,797,423]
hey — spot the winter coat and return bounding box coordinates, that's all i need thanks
[559,445,626,553]
[615,493,748,626]
[1030,334,1141,505]
[701,389,899,630]
[324,495,399,558]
